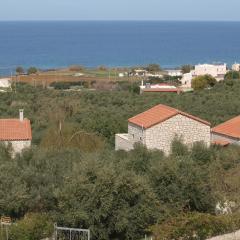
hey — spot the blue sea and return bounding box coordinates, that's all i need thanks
[0,21,240,74]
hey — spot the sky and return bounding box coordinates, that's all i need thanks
[1,0,240,21]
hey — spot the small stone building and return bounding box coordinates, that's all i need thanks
[0,110,32,155]
[115,104,211,155]
[212,116,240,146]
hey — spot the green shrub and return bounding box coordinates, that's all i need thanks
[27,67,38,75]
[151,212,240,240]
[9,213,53,240]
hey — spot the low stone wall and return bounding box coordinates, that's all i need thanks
[115,134,134,151]
[207,230,240,240]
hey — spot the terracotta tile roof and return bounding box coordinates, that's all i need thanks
[212,140,230,146]
[0,119,32,141]
[212,116,240,139]
[128,104,210,129]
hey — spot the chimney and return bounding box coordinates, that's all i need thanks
[19,109,24,121]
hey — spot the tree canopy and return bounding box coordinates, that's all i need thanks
[192,74,217,90]
[225,70,240,80]
[0,79,240,239]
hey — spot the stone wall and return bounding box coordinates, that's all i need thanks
[145,114,211,155]
[115,134,134,151]
[128,123,146,144]
[207,230,240,240]
[211,132,240,145]
[6,140,31,155]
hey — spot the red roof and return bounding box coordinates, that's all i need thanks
[128,104,210,129]
[212,116,240,139]
[0,119,32,141]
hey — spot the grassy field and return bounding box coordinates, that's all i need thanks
[12,67,141,86]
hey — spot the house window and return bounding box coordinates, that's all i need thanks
[140,137,142,141]
[132,134,134,139]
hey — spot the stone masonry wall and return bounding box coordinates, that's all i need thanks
[7,140,31,155]
[145,114,211,155]
[115,134,134,151]
[128,123,146,145]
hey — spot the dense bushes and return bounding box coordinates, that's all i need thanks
[151,212,240,240]
[1,142,239,239]
[9,213,53,240]
[192,74,217,90]
[0,81,240,239]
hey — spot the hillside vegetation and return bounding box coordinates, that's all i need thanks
[1,80,240,240]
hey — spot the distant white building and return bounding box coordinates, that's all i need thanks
[180,64,228,88]
[140,82,181,93]
[146,72,163,78]
[131,69,148,77]
[232,63,240,72]
[165,69,183,77]
[181,72,193,88]
[192,64,227,81]
[0,78,11,89]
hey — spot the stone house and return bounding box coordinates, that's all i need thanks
[212,116,240,146]
[0,110,32,155]
[115,104,211,155]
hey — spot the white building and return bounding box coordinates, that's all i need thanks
[140,82,181,93]
[115,104,211,155]
[131,69,148,77]
[165,69,183,77]
[0,78,11,88]
[232,63,240,72]
[0,110,32,155]
[181,64,228,88]
[192,64,227,81]
[181,72,193,88]
[146,72,163,78]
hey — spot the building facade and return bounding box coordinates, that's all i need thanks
[165,69,183,77]
[232,63,240,72]
[181,64,228,88]
[115,104,211,155]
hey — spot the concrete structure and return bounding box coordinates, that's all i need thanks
[192,64,227,81]
[181,72,193,88]
[165,69,183,77]
[207,230,240,240]
[115,104,211,155]
[212,115,240,146]
[0,110,32,155]
[146,72,163,78]
[140,83,181,94]
[131,69,148,77]
[180,64,228,88]
[232,63,240,71]
[0,78,11,89]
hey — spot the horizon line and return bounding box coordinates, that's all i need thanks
[1,19,240,22]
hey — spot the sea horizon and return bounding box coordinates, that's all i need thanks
[1,20,240,74]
